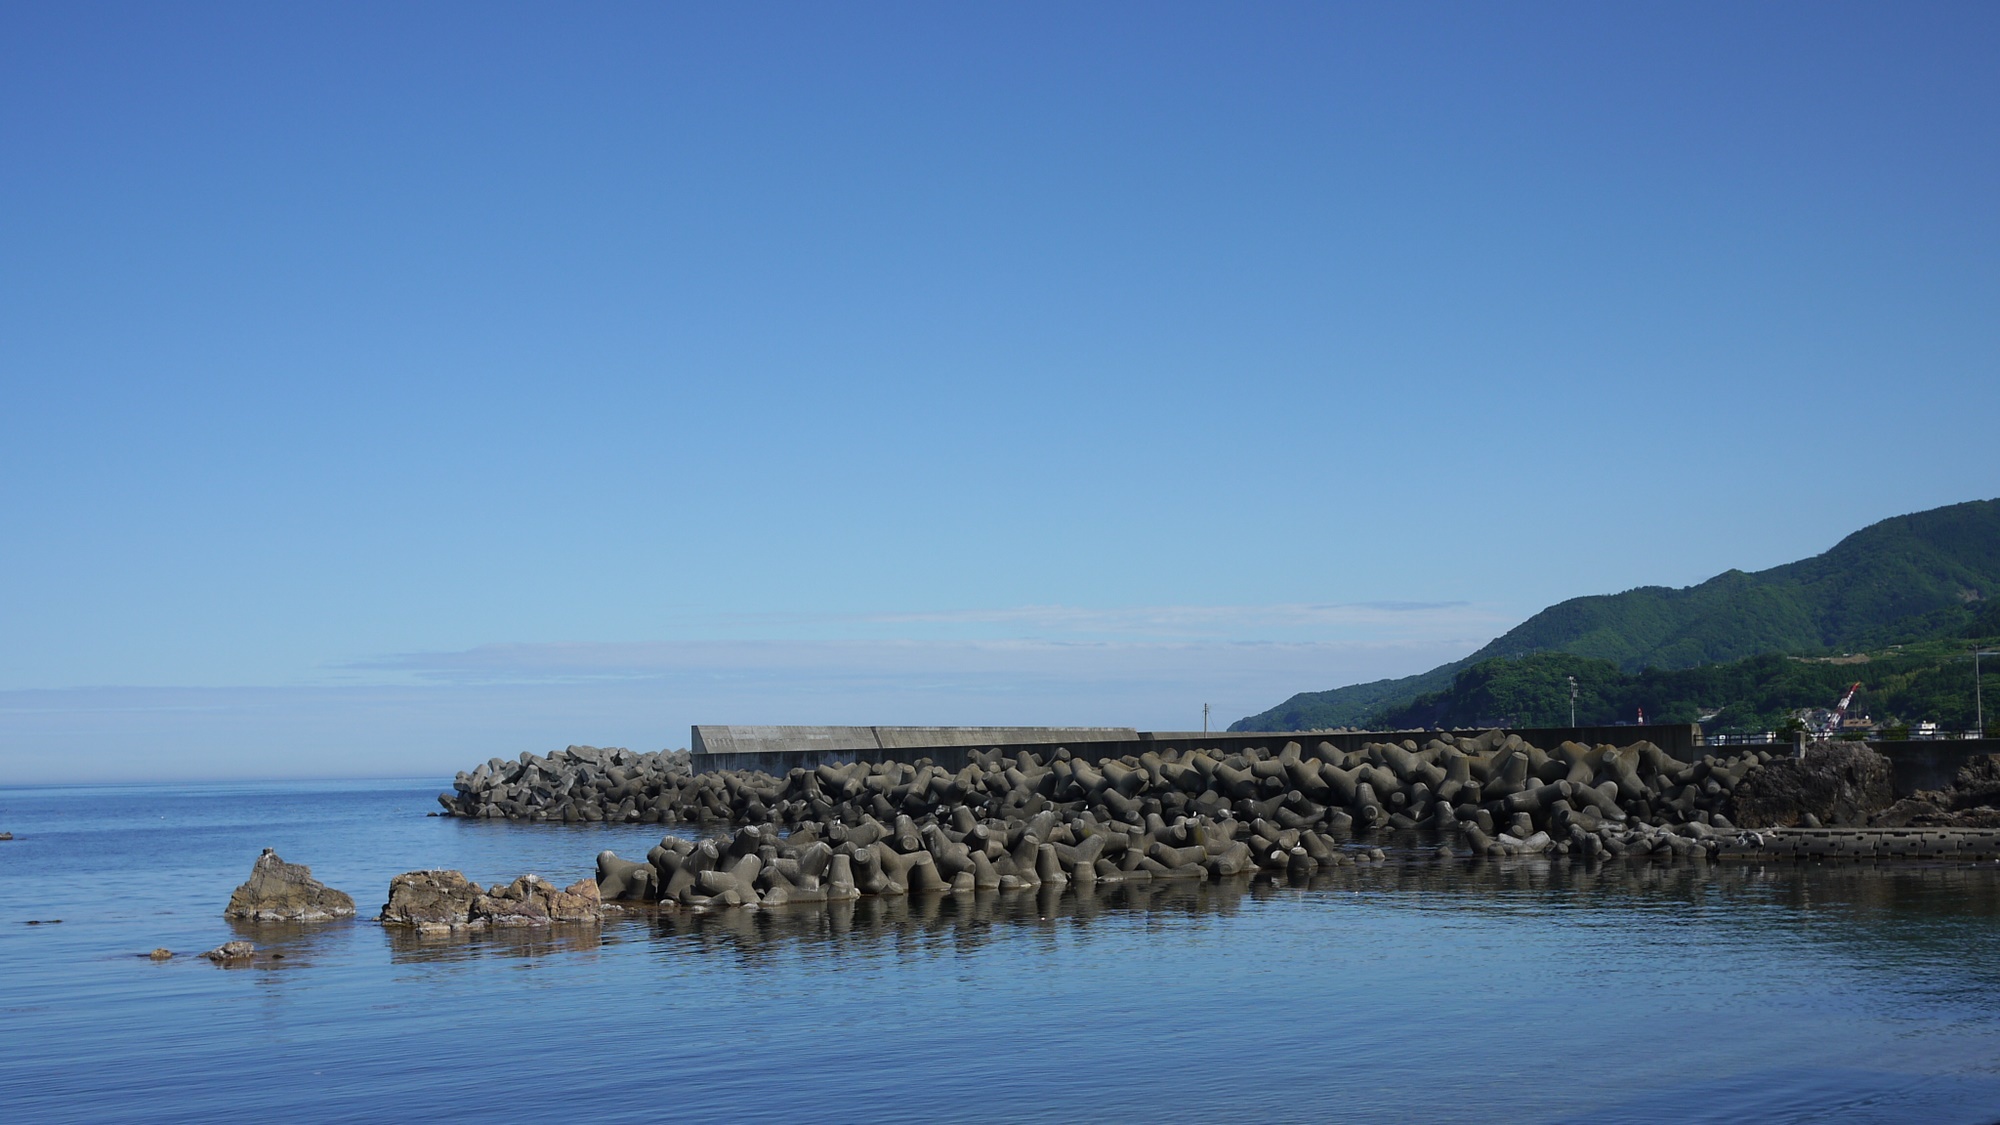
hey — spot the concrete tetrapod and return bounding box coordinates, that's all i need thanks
[522,735,1965,914]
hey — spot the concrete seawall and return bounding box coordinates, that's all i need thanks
[690,726,1142,775]
[690,723,1706,774]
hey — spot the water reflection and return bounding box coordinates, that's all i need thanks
[383,922,605,963]
[568,854,2000,974]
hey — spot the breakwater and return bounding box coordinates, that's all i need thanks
[443,744,690,821]
[503,732,1810,909]
[438,731,2000,916]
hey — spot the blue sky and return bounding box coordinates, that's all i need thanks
[3,3,1996,782]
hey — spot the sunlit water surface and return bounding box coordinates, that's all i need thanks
[4,780,2000,1123]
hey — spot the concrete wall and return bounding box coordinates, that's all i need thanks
[690,725,1138,774]
[1872,739,2000,796]
[688,722,1704,775]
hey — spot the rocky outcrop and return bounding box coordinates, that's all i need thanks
[380,870,482,931]
[1729,742,1895,828]
[438,745,692,822]
[1872,754,2000,828]
[224,849,357,921]
[470,875,603,927]
[380,869,602,932]
[202,940,255,962]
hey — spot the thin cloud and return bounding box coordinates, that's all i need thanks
[345,634,1498,686]
[831,602,1485,633]
[2,633,1492,783]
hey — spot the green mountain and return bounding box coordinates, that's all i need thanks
[1232,498,2000,732]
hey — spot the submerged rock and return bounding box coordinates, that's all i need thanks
[147,948,174,960]
[202,940,255,962]
[224,849,357,922]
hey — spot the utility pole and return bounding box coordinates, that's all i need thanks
[1203,703,1210,734]
[1979,647,1991,737]
[1567,676,1578,727]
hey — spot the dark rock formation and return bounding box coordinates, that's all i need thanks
[1873,754,2000,828]
[380,869,602,932]
[224,849,357,921]
[1729,742,1895,828]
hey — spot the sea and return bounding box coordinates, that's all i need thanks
[3,779,2000,1124]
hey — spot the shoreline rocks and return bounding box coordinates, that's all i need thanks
[224,849,357,922]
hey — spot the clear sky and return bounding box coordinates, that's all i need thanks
[3,3,1996,783]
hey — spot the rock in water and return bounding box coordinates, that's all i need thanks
[224,848,358,921]
[201,940,255,962]
[469,874,605,927]
[380,870,483,932]
[380,869,602,932]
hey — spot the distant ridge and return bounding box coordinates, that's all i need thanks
[1232,498,2000,731]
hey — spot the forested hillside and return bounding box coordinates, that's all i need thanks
[1369,638,1997,735]
[1234,498,2000,732]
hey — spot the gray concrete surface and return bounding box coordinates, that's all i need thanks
[688,723,1704,774]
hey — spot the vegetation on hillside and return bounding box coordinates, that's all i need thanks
[1233,498,2000,733]
[1367,637,2000,735]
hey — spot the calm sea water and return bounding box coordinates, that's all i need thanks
[4,780,2000,1124]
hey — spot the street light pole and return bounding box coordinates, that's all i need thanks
[1567,675,1578,727]
[1203,703,1210,734]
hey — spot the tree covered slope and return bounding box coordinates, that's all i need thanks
[1232,498,2000,732]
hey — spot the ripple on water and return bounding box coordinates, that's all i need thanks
[6,782,2000,1123]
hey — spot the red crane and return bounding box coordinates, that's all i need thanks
[1823,681,1863,735]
